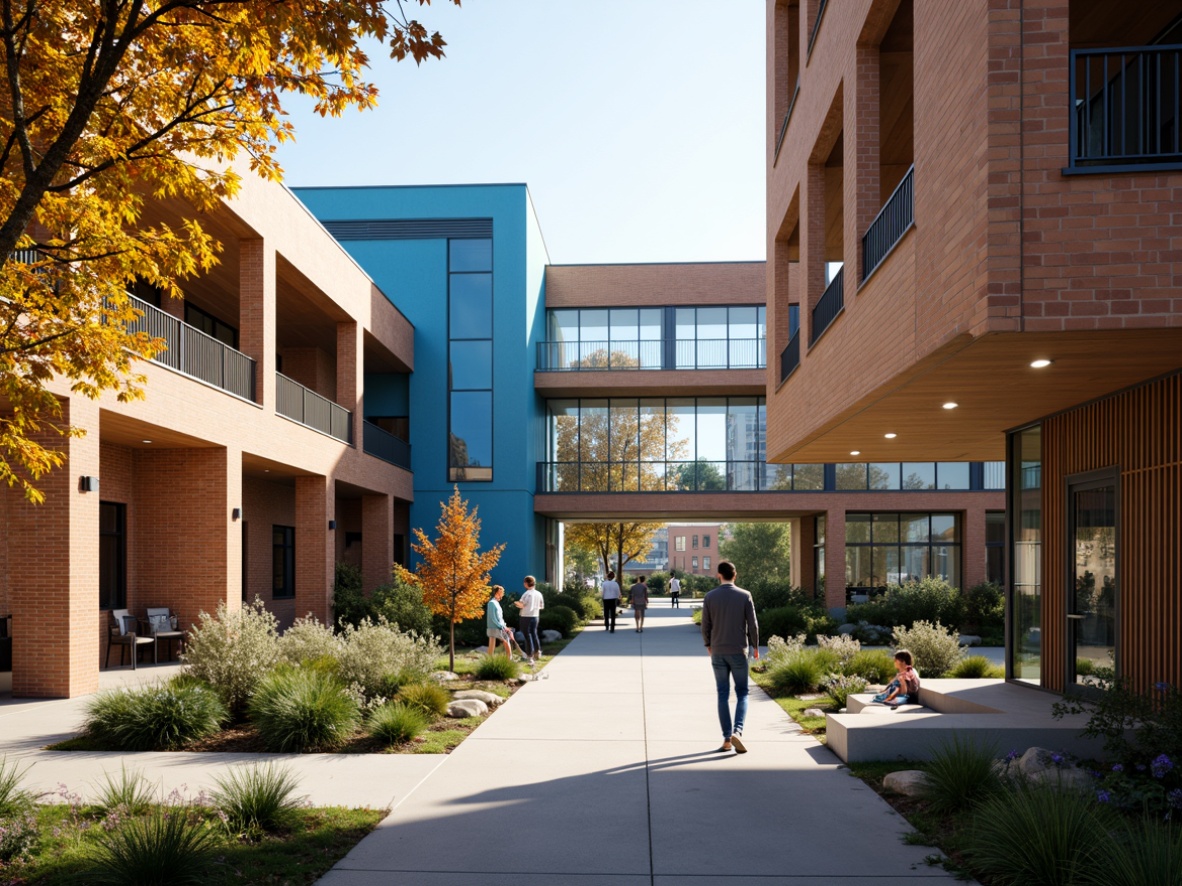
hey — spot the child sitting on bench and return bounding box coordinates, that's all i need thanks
[873,649,920,707]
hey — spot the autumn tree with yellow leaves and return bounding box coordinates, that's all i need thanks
[395,487,505,672]
[0,0,459,502]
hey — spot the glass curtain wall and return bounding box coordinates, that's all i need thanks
[845,513,961,597]
[448,239,494,481]
[1010,426,1042,684]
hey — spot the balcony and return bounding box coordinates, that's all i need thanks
[861,166,914,282]
[779,331,800,383]
[810,268,843,346]
[1068,44,1182,173]
[125,293,256,401]
[363,420,411,470]
[536,339,765,371]
[275,373,351,443]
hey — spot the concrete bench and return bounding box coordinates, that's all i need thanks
[847,693,933,715]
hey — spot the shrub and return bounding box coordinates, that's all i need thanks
[83,683,228,751]
[0,757,33,816]
[847,577,966,632]
[278,616,341,665]
[369,578,433,637]
[336,617,442,698]
[539,604,578,638]
[475,654,521,681]
[367,702,430,745]
[948,655,1005,679]
[768,651,825,695]
[747,580,810,614]
[892,620,964,677]
[822,673,867,709]
[96,766,154,816]
[1094,821,1182,886]
[759,606,809,642]
[396,682,451,719]
[330,562,367,629]
[843,650,896,683]
[248,668,361,752]
[764,633,807,668]
[1052,672,1182,764]
[964,581,1005,633]
[211,763,301,836]
[691,608,702,625]
[816,634,861,669]
[182,597,281,716]
[89,806,216,885]
[966,784,1115,886]
[0,812,37,863]
[920,736,1001,814]
[1075,657,1096,676]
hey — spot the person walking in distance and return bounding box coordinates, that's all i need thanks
[701,561,759,753]
[600,571,621,633]
[629,575,650,632]
[669,572,681,608]
[514,575,544,664]
[485,585,512,658]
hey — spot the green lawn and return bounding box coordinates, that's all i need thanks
[0,804,382,885]
[750,671,833,740]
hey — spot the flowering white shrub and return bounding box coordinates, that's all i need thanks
[892,620,964,677]
[336,617,442,698]
[278,616,342,665]
[765,633,807,668]
[817,633,861,669]
[182,597,280,714]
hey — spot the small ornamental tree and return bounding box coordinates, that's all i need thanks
[394,487,505,671]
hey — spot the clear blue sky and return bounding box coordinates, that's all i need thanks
[274,1,766,265]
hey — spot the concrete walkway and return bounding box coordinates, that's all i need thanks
[319,602,963,885]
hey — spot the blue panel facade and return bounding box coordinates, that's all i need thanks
[294,184,551,588]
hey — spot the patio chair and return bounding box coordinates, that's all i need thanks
[144,607,185,662]
[105,609,155,670]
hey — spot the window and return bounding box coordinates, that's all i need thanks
[449,238,493,482]
[675,536,686,552]
[844,513,961,597]
[272,525,295,599]
[692,535,699,549]
[703,534,711,548]
[703,556,711,572]
[185,302,237,348]
[692,556,699,571]
[985,511,1005,586]
[936,462,971,490]
[1010,426,1042,684]
[99,502,126,610]
[675,305,767,369]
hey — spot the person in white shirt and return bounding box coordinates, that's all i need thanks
[600,570,621,633]
[669,573,682,608]
[513,575,545,663]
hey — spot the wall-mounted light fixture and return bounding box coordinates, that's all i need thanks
[328,520,337,530]
[232,508,242,521]
[79,476,99,493]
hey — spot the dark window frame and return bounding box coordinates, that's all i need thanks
[99,501,127,610]
[448,237,494,483]
[843,511,963,595]
[272,525,295,600]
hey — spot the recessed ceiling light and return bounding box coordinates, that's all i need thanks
[943,402,959,410]
[263,469,270,473]
[141,439,152,444]
[884,433,897,439]
[850,450,861,456]
[1030,358,1053,369]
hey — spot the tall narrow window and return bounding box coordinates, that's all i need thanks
[985,511,1005,586]
[99,502,127,610]
[272,525,295,599]
[1010,426,1042,684]
[449,238,493,481]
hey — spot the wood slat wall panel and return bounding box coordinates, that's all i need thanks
[1041,373,1182,693]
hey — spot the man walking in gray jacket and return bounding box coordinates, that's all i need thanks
[701,560,759,753]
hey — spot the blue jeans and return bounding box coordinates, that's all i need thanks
[519,616,540,657]
[711,653,749,740]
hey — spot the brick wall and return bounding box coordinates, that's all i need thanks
[545,263,766,308]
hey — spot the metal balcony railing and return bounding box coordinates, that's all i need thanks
[807,0,829,56]
[1069,45,1182,171]
[536,339,766,371]
[861,165,914,282]
[810,267,843,345]
[276,372,352,443]
[774,78,802,163]
[779,331,800,383]
[124,293,255,400]
[363,420,411,469]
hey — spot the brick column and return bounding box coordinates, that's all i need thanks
[361,493,393,595]
[961,505,987,591]
[824,507,846,612]
[9,395,100,697]
[295,475,334,623]
[847,42,880,284]
[337,321,362,447]
[802,162,826,330]
[799,515,817,598]
[239,238,275,409]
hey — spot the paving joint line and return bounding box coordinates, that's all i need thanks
[640,629,655,886]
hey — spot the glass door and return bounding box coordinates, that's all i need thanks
[1068,475,1118,687]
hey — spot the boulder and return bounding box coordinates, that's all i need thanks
[453,689,502,706]
[447,698,488,718]
[883,770,929,797]
[518,674,535,683]
[541,629,563,642]
[838,623,858,635]
[958,634,982,647]
[802,707,827,718]
[432,671,459,682]
[1031,767,1094,790]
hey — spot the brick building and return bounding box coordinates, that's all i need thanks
[765,0,1182,690]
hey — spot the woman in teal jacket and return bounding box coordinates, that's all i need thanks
[486,585,511,658]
